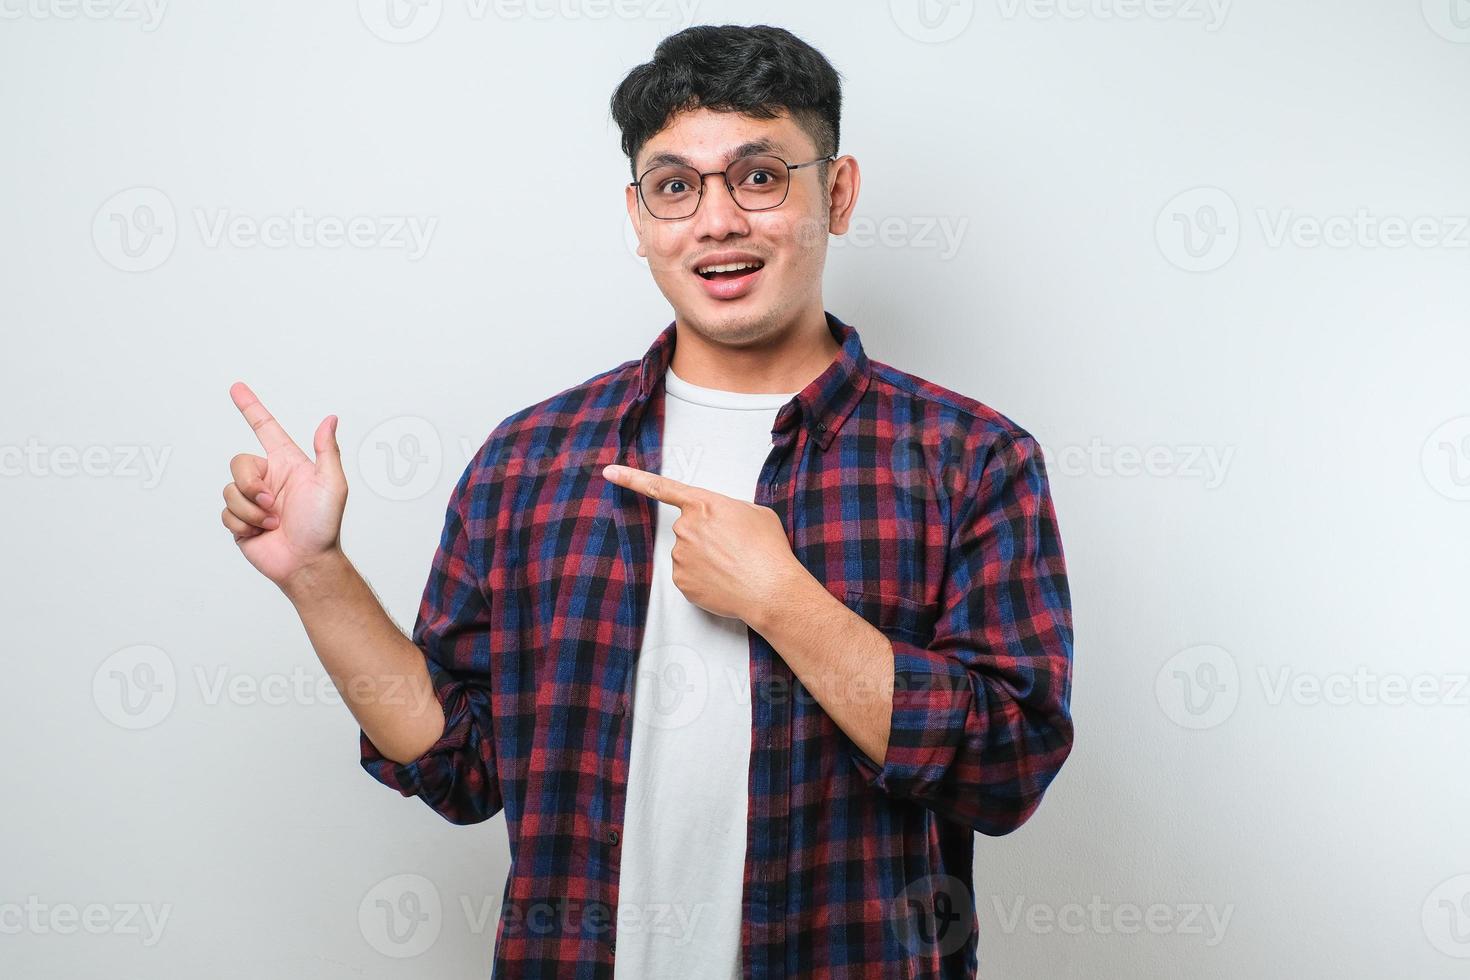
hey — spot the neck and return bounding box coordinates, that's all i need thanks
[669,306,840,394]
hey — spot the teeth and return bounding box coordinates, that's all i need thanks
[698,260,763,274]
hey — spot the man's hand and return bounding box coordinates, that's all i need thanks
[604,462,900,766]
[601,463,804,624]
[222,381,349,589]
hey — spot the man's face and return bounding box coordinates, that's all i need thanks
[625,106,849,345]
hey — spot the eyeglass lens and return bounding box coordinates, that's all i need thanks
[638,155,791,218]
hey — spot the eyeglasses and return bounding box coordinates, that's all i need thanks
[630,153,836,220]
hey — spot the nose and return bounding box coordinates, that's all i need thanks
[691,172,751,239]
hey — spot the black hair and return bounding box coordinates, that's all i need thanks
[610,25,843,185]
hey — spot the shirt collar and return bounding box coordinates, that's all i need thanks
[632,310,871,451]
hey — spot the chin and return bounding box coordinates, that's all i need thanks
[687,306,784,345]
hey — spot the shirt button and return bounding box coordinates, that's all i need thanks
[816,421,826,431]
[607,829,620,845]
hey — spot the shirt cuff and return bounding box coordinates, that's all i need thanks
[849,636,973,799]
[359,655,470,800]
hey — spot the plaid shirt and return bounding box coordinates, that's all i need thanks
[360,311,1074,979]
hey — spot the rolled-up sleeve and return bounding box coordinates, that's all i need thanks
[850,431,1074,836]
[359,433,505,826]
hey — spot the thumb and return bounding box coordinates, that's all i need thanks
[313,415,346,484]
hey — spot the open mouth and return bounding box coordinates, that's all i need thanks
[696,260,765,282]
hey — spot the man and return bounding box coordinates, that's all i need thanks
[220,24,1073,980]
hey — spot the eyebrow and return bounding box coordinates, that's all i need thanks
[639,137,788,173]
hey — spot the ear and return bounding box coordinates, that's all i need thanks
[625,182,648,258]
[825,155,861,237]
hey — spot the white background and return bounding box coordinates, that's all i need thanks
[2,1,1467,977]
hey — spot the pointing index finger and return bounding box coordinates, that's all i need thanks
[229,381,300,454]
[604,463,701,509]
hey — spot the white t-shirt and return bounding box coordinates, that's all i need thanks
[612,365,800,980]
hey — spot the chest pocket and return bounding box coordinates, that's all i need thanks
[843,590,942,648]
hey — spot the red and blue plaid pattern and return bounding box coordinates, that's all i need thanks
[360,311,1074,978]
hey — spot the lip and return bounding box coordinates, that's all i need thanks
[694,262,764,301]
[691,251,766,302]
